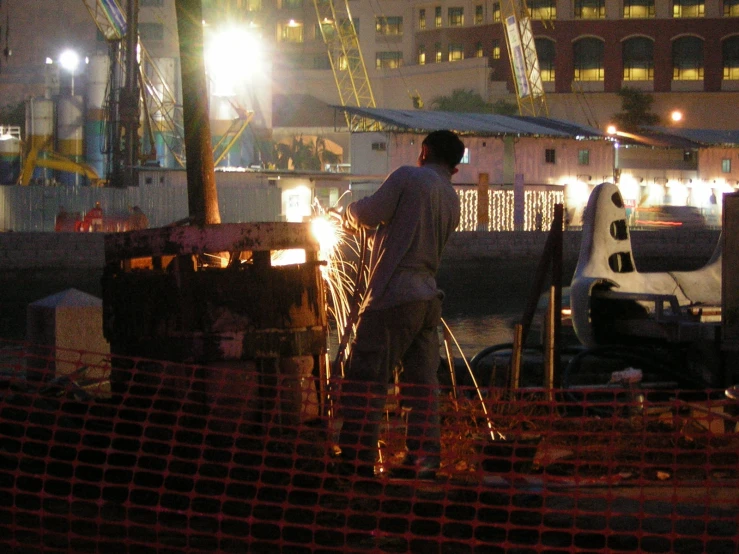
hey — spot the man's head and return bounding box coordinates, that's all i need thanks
[419,130,465,171]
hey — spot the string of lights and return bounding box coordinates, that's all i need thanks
[456,189,564,231]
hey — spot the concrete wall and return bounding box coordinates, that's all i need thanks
[0,229,720,270]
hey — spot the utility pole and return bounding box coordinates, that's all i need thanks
[175,0,221,225]
[120,0,141,188]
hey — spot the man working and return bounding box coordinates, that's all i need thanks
[336,130,465,480]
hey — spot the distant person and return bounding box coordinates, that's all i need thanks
[129,206,149,230]
[334,130,465,480]
[54,207,69,232]
[86,202,103,232]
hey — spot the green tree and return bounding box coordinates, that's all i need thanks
[430,88,491,113]
[611,87,660,132]
[430,89,520,115]
[491,99,520,116]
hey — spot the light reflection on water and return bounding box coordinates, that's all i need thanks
[441,313,517,360]
[327,313,518,363]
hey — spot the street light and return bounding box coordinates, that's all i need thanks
[59,49,80,95]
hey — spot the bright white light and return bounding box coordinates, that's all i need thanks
[205,25,262,96]
[311,216,340,257]
[59,49,80,73]
[283,185,313,223]
[606,124,617,135]
[671,110,683,123]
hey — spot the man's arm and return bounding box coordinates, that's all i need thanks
[344,166,410,230]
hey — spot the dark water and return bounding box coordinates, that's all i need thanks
[0,254,710,359]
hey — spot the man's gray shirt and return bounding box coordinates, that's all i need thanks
[345,163,461,313]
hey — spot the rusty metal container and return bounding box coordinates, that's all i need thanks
[102,222,328,425]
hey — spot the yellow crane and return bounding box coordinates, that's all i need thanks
[80,0,251,170]
[18,137,102,186]
[500,0,548,117]
[313,0,376,128]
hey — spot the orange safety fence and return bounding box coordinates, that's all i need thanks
[1,339,738,553]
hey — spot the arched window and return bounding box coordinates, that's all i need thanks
[574,37,604,81]
[672,36,704,80]
[623,37,654,81]
[535,38,556,82]
[724,36,739,80]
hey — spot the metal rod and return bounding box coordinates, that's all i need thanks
[510,323,523,390]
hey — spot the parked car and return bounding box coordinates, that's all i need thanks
[633,205,706,228]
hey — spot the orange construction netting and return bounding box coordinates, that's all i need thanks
[1,340,738,553]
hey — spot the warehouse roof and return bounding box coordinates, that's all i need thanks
[337,106,605,138]
[644,127,739,147]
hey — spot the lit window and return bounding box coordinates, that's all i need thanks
[623,37,654,81]
[575,0,605,19]
[724,36,739,79]
[492,2,501,22]
[376,16,403,35]
[461,148,470,164]
[476,42,484,58]
[492,40,501,60]
[449,44,464,61]
[279,20,304,43]
[673,0,704,17]
[578,150,590,166]
[535,38,555,81]
[722,158,732,173]
[418,45,426,65]
[726,0,739,16]
[448,7,464,26]
[574,38,605,81]
[419,8,426,29]
[623,0,655,18]
[475,5,484,24]
[673,36,704,80]
[545,149,556,164]
[435,6,442,27]
[528,0,556,20]
[376,51,403,69]
[435,42,443,63]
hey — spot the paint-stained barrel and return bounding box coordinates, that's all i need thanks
[102,222,328,425]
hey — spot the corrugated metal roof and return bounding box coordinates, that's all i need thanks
[645,127,739,146]
[337,107,605,138]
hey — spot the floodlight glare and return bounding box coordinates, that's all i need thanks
[59,49,80,73]
[205,25,262,96]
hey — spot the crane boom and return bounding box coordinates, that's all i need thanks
[313,0,376,129]
[500,0,548,117]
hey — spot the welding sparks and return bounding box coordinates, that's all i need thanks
[310,200,368,377]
